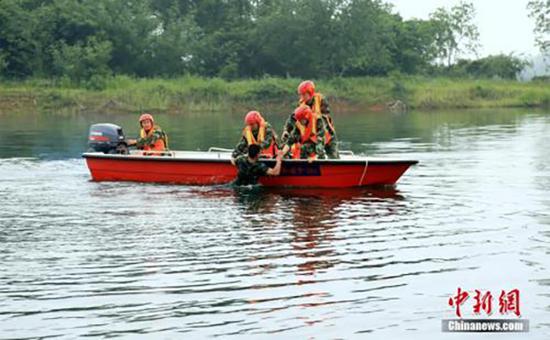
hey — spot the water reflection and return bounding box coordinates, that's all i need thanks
[270,188,404,276]
[0,108,544,159]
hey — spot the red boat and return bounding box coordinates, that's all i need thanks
[83,149,418,187]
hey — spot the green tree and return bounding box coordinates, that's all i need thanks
[527,0,549,55]
[31,0,106,77]
[0,0,39,77]
[252,0,339,77]
[51,37,112,88]
[430,1,480,67]
[452,54,528,79]
[0,0,527,81]
[150,4,201,76]
[392,18,439,74]
[332,0,397,76]
[98,0,159,76]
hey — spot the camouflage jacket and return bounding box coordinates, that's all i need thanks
[233,155,269,186]
[136,126,167,149]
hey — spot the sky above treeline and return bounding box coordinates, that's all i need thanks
[386,0,539,58]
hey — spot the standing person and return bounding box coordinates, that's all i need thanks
[233,144,283,186]
[284,105,326,161]
[231,111,278,162]
[281,80,339,158]
[127,113,168,152]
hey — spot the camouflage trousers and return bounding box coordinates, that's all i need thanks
[324,140,340,159]
[300,142,326,159]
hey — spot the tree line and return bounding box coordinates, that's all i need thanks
[0,0,540,88]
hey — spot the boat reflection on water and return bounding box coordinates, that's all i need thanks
[223,186,408,326]
[194,186,405,276]
[270,187,403,277]
[193,185,404,214]
[266,186,404,201]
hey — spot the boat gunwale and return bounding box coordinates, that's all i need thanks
[82,152,419,166]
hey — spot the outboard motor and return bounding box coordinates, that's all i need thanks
[87,123,128,154]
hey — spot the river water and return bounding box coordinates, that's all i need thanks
[0,109,549,339]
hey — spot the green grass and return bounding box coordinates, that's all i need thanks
[0,75,548,115]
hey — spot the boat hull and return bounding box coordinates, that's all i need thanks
[83,152,417,187]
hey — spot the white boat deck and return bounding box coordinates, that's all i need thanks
[83,149,417,164]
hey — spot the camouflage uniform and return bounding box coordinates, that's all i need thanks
[282,95,339,159]
[233,155,270,186]
[232,122,277,159]
[136,126,168,150]
[285,118,327,159]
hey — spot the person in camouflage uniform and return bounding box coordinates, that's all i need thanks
[283,105,326,160]
[281,80,339,159]
[127,113,168,151]
[231,111,278,160]
[233,144,283,186]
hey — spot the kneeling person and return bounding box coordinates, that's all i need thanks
[285,105,326,161]
[233,144,283,186]
[282,80,339,159]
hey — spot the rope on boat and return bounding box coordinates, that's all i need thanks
[358,160,368,186]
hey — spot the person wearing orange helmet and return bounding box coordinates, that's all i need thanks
[283,105,326,161]
[282,80,339,158]
[231,110,278,163]
[127,113,168,152]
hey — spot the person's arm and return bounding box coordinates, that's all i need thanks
[135,130,162,149]
[280,144,290,156]
[232,155,243,168]
[285,126,299,147]
[266,151,283,176]
[321,96,331,115]
[231,137,247,164]
[280,114,296,144]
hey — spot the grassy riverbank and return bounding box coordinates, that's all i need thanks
[0,75,548,115]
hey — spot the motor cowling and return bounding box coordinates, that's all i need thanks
[87,123,128,154]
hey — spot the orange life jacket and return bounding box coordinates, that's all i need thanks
[291,117,318,159]
[139,126,167,151]
[300,92,335,145]
[242,123,277,158]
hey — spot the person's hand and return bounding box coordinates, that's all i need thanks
[230,158,236,166]
[126,138,136,146]
[307,156,315,163]
[281,144,290,155]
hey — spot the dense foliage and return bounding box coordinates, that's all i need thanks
[527,0,549,55]
[0,0,530,87]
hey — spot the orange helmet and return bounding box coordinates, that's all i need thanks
[297,80,315,97]
[139,113,154,124]
[294,105,313,122]
[244,111,263,126]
